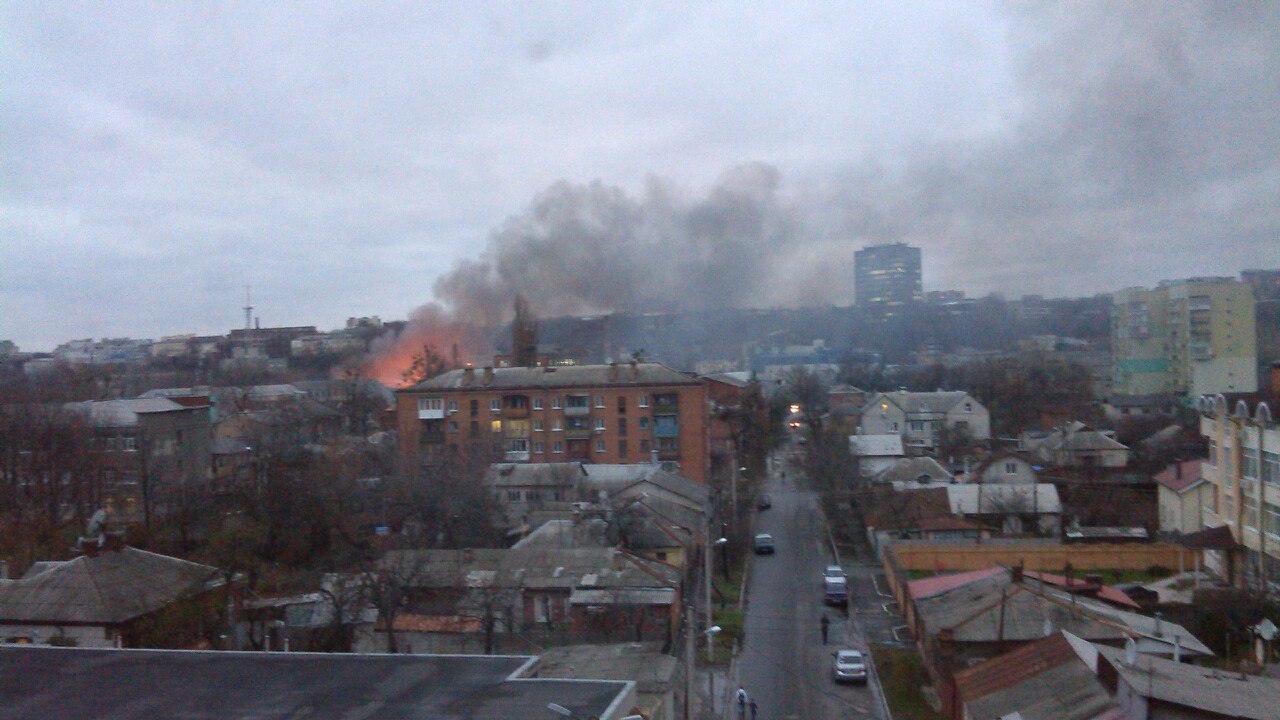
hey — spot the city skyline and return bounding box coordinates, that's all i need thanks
[3,3,1278,350]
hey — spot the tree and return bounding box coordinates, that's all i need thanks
[511,295,539,368]
[400,344,450,387]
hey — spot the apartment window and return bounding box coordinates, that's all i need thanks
[507,490,520,501]
[1264,451,1279,486]
[448,421,458,433]
[640,439,651,454]
[534,441,545,454]
[533,397,544,410]
[418,397,443,412]
[888,422,898,432]
[448,400,457,413]
[551,396,562,409]
[491,420,502,433]
[1264,502,1280,537]
[121,436,137,452]
[566,395,589,410]
[1004,462,1017,475]
[470,399,479,415]
[964,403,972,413]
[618,418,627,436]
[639,416,649,429]
[594,418,606,431]
[552,418,563,431]
[1244,448,1260,480]
[617,396,627,413]
[552,441,564,454]
[489,399,500,412]
[618,440,628,456]
[595,439,606,453]
[638,394,648,408]
[595,395,605,408]
[1243,495,1259,530]
[533,419,544,432]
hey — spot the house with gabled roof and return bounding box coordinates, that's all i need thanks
[858,390,990,453]
[0,537,228,648]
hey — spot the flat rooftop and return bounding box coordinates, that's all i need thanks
[0,646,633,720]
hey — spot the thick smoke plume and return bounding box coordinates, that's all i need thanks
[372,1,1280,384]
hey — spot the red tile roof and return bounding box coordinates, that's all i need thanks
[906,566,1004,600]
[1153,459,1205,492]
[1024,570,1140,609]
[954,632,1078,700]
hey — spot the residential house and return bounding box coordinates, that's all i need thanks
[952,631,1120,720]
[0,536,227,648]
[850,434,906,478]
[1195,396,1279,589]
[366,547,681,654]
[1019,421,1130,469]
[969,452,1040,485]
[0,645,641,720]
[1102,395,1180,425]
[909,566,1212,718]
[1095,642,1280,719]
[946,483,1063,536]
[1154,459,1210,535]
[702,372,760,475]
[874,456,953,489]
[397,362,710,482]
[858,488,987,554]
[858,390,991,453]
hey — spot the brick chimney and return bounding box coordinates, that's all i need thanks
[608,362,619,383]
[482,366,494,384]
[461,366,475,386]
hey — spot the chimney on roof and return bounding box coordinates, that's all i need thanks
[462,366,475,386]
[608,362,619,383]
[483,366,494,383]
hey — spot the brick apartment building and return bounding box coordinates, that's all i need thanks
[396,361,709,483]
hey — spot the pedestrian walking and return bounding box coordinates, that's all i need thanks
[736,687,747,720]
[749,697,758,720]
[821,614,830,645]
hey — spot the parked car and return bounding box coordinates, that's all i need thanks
[823,576,849,607]
[756,494,772,510]
[832,649,867,684]
[753,533,775,554]
[823,564,845,579]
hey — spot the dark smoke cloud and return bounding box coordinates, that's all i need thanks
[427,1,1278,330]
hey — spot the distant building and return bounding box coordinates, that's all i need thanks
[52,337,152,365]
[396,362,709,483]
[1019,421,1131,469]
[1112,278,1257,396]
[854,242,922,316]
[1154,458,1210,535]
[1241,268,1280,302]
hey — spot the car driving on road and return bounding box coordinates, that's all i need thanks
[832,649,867,684]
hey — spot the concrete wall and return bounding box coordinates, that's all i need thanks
[0,623,115,648]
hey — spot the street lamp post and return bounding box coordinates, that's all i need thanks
[704,625,721,702]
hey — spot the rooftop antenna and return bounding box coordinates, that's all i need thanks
[243,285,254,333]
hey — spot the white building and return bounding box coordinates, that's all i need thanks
[857,390,990,453]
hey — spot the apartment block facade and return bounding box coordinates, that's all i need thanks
[395,362,709,483]
[1197,397,1279,589]
[1112,278,1257,396]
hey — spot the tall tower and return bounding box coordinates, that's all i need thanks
[854,242,922,317]
[243,285,254,333]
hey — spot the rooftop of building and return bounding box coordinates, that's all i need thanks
[954,632,1120,720]
[522,642,677,695]
[1097,644,1280,719]
[402,362,700,392]
[378,546,680,592]
[865,390,977,415]
[849,434,905,458]
[0,646,633,720]
[0,544,224,625]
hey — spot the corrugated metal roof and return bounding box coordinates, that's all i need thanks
[956,632,1118,720]
[1097,644,1280,719]
[849,434,905,458]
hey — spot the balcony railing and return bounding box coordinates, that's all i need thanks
[563,405,590,417]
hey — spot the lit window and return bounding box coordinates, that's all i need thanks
[491,420,502,433]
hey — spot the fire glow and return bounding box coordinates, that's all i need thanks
[362,304,489,387]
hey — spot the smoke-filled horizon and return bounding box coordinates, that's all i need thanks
[3,3,1277,351]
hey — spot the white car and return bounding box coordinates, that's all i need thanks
[832,649,867,684]
[823,564,845,579]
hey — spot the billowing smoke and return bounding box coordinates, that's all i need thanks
[372,1,1280,384]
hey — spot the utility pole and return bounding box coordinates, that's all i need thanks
[684,603,694,720]
[705,516,714,661]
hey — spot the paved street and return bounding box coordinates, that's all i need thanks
[732,459,887,720]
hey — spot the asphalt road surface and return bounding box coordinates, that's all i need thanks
[734,461,887,720]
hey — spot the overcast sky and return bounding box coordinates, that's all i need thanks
[2,1,1277,350]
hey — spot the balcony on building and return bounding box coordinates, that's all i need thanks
[652,393,679,415]
[417,397,445,420]
[502,394,530,419]
[564,394,591,416]
[652,416,680,438]
[658,447,681,461]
